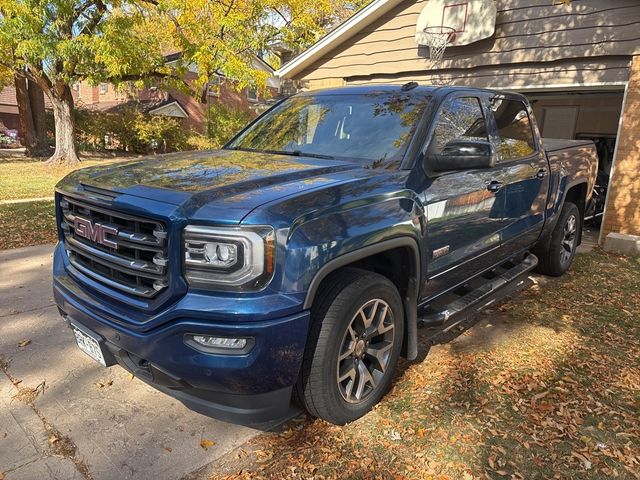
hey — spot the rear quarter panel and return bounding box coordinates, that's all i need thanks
[543,140,598,229]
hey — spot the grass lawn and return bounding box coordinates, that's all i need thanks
[0,201,57,250]
[0,153,135,201]
[0,152,137,250]
[204,250,640,480]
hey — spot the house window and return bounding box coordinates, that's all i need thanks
[72,83,80,91]
[99,83,108,94]
[207,76,222,96]
[246,87,258,102]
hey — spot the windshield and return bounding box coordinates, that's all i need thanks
[227,93,431,166]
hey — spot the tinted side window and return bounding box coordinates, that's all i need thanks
[430,97,488,154]
[492,99,536,161]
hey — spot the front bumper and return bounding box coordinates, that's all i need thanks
[53,245,310,426]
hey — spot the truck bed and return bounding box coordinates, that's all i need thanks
[543,138,598,208]
[542,138,595,153]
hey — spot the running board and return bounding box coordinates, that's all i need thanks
[418,253,539,327]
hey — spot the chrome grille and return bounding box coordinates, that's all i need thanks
[60,196,169,298]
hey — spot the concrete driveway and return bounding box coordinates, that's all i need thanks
[0,245,261,480]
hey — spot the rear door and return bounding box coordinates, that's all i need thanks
[488,95,550,255]
[420,93,510,300]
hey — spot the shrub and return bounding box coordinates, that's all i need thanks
[73,102,252,154]
[76,107,190,154]
[205,102,252,148]
[186,133,214,151]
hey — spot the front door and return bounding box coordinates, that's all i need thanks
[419,94,510,300]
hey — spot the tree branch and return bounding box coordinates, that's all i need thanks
[80,0,107,36]
[115,71,196,97]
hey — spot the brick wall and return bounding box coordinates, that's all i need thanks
[601,55,640,242]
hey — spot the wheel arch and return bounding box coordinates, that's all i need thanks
[303,237,422,361]
[538,179,589,252]
[559,180,589,246]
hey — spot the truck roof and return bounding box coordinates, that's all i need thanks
[298,84,523,98]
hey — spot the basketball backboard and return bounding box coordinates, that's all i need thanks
[415,0,497,47]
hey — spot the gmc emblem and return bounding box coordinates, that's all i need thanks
[74,217,118,249]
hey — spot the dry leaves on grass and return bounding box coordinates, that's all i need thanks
[208,251,640,480]
[0,201,57,250]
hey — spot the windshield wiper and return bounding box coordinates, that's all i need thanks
[227,146,335,160]
[261,149,335,160]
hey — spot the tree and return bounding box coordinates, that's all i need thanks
[0,0,369,166]
[0,41,48,156]
[14,72,50,157]
[0,1,174,165]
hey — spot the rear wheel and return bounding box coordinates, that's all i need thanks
[536,202,581,276]
[296,268,404,425]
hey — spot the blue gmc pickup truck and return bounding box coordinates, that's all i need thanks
[54,85,597,425]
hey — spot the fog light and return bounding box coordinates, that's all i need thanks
[193,336,247,349]
[185,334,254,354]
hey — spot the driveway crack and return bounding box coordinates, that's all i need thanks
[0,353,94,480]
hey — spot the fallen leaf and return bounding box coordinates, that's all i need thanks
[200,439,216,450]
[95,380,113,389]
[11,378,22,386]
[255,450,273,462]
[17,339,31,348]
[49,435,59,445]
[128,373,135,381]
[0,471,4,480]
[164,447,172,453]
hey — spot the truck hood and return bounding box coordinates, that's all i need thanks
[57,149,366,224]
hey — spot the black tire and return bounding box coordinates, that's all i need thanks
[536,202,581,276]
[296,268,404,425]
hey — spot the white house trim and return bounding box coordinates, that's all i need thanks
[148,101,189,118]
[275,0,401,79]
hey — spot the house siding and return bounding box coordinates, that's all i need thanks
[295,0,639,87]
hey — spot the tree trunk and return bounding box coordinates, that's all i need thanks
[14,74,38,154]
[45,85,80,166]
[14,74,51,158]
[28,79,50,156]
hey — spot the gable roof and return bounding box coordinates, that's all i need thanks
[275,0,403,79]
[81,95,188,117]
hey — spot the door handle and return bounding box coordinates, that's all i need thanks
[487,181,503,193]
[536,169,547,179]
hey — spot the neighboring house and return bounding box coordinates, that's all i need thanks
[74,53,280,133]
[0,85,21,135]
[275,0,640,246]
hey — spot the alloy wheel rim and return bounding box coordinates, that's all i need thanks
[336,299,395,404]
[560,214,577,266]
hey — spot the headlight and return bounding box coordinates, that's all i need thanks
[183,225,275,291]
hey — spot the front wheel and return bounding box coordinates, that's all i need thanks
[536,202,581,276]
[296,268,404,425]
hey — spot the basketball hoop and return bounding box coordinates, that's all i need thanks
[422,26,456,63]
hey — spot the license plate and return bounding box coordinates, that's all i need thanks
[72,325,107,367]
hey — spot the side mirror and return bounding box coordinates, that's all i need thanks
[427,140,496,172]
